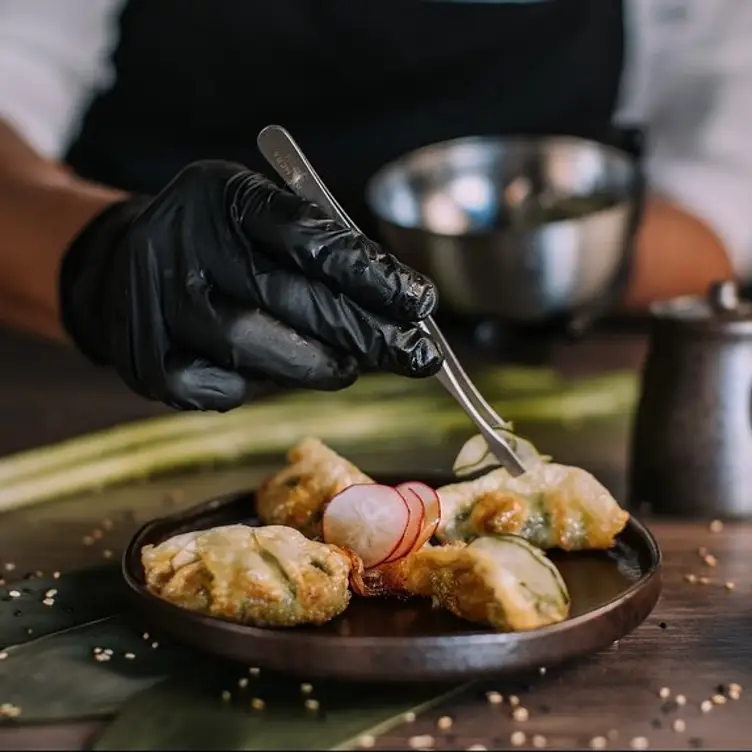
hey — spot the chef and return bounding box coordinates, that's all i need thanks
[0,0,749,412]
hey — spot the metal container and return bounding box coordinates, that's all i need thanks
[629,281,752,518]
[366,135,642,327]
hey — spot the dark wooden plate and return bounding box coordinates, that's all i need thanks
[122,474,662,682]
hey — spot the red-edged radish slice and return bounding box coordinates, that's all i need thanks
[397,481,441,549]
[383,487,425,564]
[322,484,410,569]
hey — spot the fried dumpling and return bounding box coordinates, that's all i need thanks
[256,437,373,538]
[355,535,570,632]
[141,524,356,628]
[436,462,629,551]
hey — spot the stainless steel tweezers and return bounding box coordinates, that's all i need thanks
[257,124,527,476]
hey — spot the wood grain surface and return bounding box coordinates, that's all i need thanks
[0,326,750,750]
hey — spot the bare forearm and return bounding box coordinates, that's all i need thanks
[0,120,126,341]
[622,197,735,310]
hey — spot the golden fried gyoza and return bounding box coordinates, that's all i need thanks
[354,535,570,632]
[257,439,629,553]
[436,463,629,551]
[141,524,357,628]
[256,437,372,539]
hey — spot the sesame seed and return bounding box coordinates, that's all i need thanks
[532,734,547,748]
[408,734,434,749]
[93,648,102,654]
[0,652,8,661]
[358,735,376,749]
[45,589,57,598]
[509,694,520,707]
[103,550,113,559]
[404,711,417,723]
[709,519,724,533]
[684,574,697,583]
[658,687,670,699]
[142,632,149,640]
[151,642,159,649]
[699,576,711,585]
[94,653,110,662]
[437,716,453,730]
[512,707,529,722]
[8,590,20,598]
[238,678,248,689]
[300,682,313,694]
[729,688,741,700]
[42,598,54,607]
[53,571,60,579]
[82,536,93,546]
[221,690,231,702]
[589,736,607,749]
[672,719,686,733]
[4,563,15,572]
[703,554,717,567]
[304,699,319,712]
[510,731,527,747]
[103,649,113,656]
[124,653,135,660]
[700,700,712,713]
[712,694,726,705]
[729,682,743,694]
[0,704,21,718]
[630,736,649,750]
[539,666,547,675]
[725,581,736,591]
[249,667,260,676]
[485,691,503,704]
[250,697,265,710]
[676,694,686,706]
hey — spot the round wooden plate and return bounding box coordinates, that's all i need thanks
[122,474,662,682]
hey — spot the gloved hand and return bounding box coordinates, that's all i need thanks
[59,160,443,411]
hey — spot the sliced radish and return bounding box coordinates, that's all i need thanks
[396,481,442,549]
[383,487,425,563]
[322,484,410,569]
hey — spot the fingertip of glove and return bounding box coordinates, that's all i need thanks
[415,280,439,320]
[306,354,360,391]
[166,360,248,411]
[405,335,444,378]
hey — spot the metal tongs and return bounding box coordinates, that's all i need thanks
[257,125,528,477]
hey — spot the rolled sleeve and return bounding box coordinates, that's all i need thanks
[0,0,126,159]
[641,2,752,278]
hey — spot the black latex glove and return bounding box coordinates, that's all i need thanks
[59,160,443,411]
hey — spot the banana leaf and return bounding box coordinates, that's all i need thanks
[0,565,124,650]
[0,606,473,749]
[0,616,193,722]
[93,670,472,751]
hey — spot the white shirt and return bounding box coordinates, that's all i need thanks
[1,0,752,275]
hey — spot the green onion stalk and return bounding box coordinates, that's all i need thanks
[0,369,637,513]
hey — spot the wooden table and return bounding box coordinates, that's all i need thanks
[0,327,750,750]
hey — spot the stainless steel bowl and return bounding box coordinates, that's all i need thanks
[366,135,641,323]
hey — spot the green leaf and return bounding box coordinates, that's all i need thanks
[93,669,473,751]
[0,616,193,722]
[0,565,124,649]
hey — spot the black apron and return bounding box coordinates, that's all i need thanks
[66,0,634,240]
